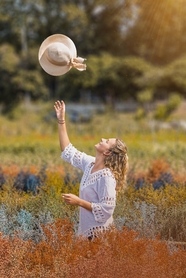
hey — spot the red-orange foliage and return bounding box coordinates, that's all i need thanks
[1,164,40,177]
[146,159,170,183]
[129,158,184,186]
[0,219,186,278]
[1,164,20,178]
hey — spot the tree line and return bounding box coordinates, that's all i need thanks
[0,0,186,112]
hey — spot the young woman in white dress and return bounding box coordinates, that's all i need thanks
[54,100,128,239]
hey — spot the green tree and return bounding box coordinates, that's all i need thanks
[80,0,137,55]
[0,0,40,54]
[3,0,185,108]
[56,53,154,105]
[0,44,20,111]
[30,0,136,99]
[159,56,186,97]
[0,44,47,112]
[135,55,186,99]
[0,0,141,106]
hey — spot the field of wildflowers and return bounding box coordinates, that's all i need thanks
[0,101,186,277]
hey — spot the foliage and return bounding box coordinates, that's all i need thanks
[0,220,186,278]
[1,0,186,109]
[0,157,186,243]
[137,88,154,104]
[135,56,186,100]
[134,107,146,120]
[0,44,20,110]
[0,44,48,112]
[158,55,186,97]
[154,93,183,120]
[114,158,186,242]
[57,54,155,102]
[136,88,154,117]
[115,189,186,242]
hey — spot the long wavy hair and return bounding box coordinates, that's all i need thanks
[104,138,128,190]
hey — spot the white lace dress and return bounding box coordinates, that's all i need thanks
[61,143,116,238]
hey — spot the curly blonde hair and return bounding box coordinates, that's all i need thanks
[104,139,128,190]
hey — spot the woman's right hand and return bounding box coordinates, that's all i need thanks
[54,100,65,121]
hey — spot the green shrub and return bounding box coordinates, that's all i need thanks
[154,93,182,120]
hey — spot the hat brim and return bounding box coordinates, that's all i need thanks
[38,34,77,76]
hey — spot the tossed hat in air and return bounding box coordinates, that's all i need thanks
[38,34,86,76]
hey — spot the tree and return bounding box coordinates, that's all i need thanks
[79,0,137,55]
[0,44,47,112]
[1,0,185,108]
[124,0,186,65]
[0,44,20,111]
[0,0,142,105]
[160,56,186,97]
[29,0,137,98]
[0,0,41,54]
[56,53,154,105]
[135,55,186,99]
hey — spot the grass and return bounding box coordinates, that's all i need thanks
[1,101,186,170]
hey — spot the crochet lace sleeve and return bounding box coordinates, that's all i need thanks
[61,143,95,171]
[91,174,116,223]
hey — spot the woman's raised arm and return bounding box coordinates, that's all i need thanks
[54,100,70,151]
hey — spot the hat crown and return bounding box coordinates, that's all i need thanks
[47,42,71,66]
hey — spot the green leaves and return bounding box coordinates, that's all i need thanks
[57,54,155,102]
[0,44,19,73]
[0,44,48,111]
[154,93,183,120]
[0,0,186,109]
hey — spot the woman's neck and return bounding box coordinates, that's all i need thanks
[91,155,105,173]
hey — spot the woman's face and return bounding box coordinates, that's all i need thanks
[95,138,116,154]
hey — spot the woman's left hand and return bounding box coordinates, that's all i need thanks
[62,193,80,206]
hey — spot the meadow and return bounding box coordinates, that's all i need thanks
[0,101,186,277]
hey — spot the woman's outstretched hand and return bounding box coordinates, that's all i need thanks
[54,100,65,121]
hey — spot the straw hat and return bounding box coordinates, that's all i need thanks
[38,34,86,76]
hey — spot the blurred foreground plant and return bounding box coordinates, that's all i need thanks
[0,219,186,278]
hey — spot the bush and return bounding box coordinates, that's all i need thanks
[154,93,182,120]
[0,220,186,278]
[135,107,146,120]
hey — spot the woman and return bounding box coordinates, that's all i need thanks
[54,100,128,239]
